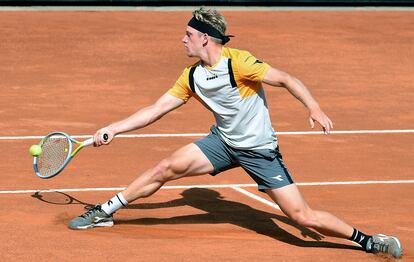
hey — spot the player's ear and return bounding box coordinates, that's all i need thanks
[202,33,208,47]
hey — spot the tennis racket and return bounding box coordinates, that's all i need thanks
[33,132,108,179]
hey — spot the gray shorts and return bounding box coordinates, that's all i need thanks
[193,126,294,192]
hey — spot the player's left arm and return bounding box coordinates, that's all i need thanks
[262,67,333,134]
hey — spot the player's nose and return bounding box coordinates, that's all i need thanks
[182,35,188,43]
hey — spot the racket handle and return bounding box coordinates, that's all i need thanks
[83,138,95,147]
[83,133,109,147]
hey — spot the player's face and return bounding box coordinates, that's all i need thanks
[182,26,205,57]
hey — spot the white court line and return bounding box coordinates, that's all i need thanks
[1,180,413,194]
[0,129,413,140]
[231,186,281,210]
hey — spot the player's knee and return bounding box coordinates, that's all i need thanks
[152,160,171,182]
[152,158,186,182]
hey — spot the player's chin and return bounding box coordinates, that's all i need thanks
[185,49,195,57]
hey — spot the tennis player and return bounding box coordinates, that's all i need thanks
[69,7,402,258]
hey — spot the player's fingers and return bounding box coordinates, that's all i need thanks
[325,117,334,134]
[323,119,329,134]
[308,117,315,129]
[323,124,329,134]
[93,130,108,147]
[93,132,102,147]
[325,118,332,134]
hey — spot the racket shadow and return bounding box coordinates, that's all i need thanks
[31,191,94,210]
[119,188,362,251]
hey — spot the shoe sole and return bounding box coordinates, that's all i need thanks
[69,220,114,230]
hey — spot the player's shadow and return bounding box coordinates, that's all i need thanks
[119,188,361,250]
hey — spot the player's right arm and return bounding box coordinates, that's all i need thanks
[94,67,193,146]
[94,93,185,146]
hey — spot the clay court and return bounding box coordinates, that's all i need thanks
[0,7,413,261]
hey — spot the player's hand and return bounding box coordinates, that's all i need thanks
[308,106,333,134]
[93,128,115,146]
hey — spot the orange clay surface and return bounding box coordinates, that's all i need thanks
[0,10,413,261]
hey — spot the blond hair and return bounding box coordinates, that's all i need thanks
[193,7,227,44]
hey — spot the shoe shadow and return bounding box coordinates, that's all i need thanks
[31,191,94,210]
[118,188,361,250]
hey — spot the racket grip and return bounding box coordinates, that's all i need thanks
[84,133,109,147]
[83,138,95,147]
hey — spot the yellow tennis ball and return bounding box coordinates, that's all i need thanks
[29,145,42,156]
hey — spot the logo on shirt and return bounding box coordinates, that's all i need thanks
[254,59,263,64]
[206,75,218,81]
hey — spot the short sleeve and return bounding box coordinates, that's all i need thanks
[237,51,271,82]
[168,67,193,103]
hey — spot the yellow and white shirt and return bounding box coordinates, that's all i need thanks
[168,47,276,150]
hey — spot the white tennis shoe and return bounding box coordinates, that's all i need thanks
[367,234,402,258]
[68,205,113,230]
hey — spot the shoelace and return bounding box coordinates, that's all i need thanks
[80,205,102,219]
[373,241,389,253]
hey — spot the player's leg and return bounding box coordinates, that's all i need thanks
[238,147,402,258]
[121,142,214,202]
[239,147,358,239]
[69,126,236,230]
[265,184,354,238]
[119,125,238,203]
[68,143,214,230]
[239,149,354,238]
[266,185,402,258]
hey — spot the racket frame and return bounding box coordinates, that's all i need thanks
[33,132,94,179]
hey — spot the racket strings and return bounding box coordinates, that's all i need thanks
[38,137,70,177]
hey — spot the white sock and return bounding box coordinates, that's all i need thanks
[101,192,128,215]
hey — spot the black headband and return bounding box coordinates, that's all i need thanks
[187,17,234,45]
